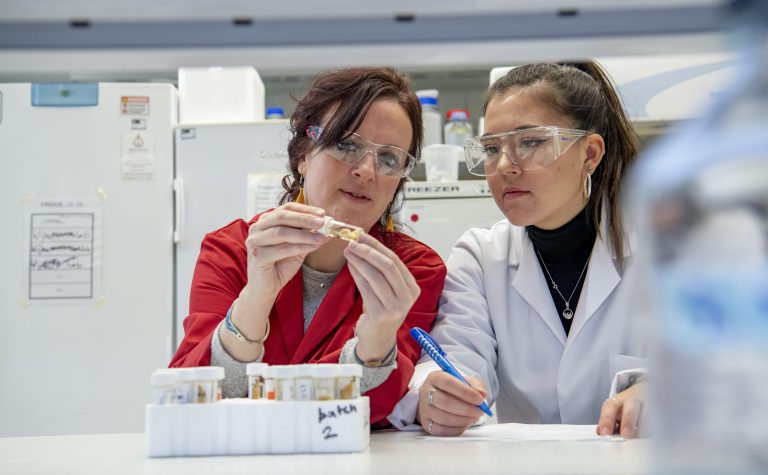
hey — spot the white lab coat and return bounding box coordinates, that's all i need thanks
[389,218,649,428]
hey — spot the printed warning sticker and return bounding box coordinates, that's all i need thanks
[120,96,150,115]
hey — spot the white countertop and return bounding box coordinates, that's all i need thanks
[0,427,649,475]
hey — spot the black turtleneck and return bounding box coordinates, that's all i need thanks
[527,207,597,336]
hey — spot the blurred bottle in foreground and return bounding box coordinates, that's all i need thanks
[630,1,768,473]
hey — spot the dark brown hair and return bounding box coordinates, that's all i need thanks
[484,61,639,267]
[279,67,423,236]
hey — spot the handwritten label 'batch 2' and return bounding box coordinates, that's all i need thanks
[317,403,358,440]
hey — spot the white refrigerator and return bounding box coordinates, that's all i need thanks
[173,121,292,344]
[0,82,177,436]
[399,180,505,260]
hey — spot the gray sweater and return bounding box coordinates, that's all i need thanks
[211,264,396,398]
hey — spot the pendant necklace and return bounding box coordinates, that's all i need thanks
[535,248,590,320]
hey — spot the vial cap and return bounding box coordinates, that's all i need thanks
[266,106,284,117]
[294,364,316,377]
[419,97,438,106]
[337,364,362,377]
[312,364,340,378]
[151,370,178,386]
[268,365,298,378]
[246,362,269,376]
[195,366,225,381]
[446,109,470,120]
[174,367,199,382]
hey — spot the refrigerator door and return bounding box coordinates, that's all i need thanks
[173,121,291,345]
[0,83,176,436]
[400,181,506,260]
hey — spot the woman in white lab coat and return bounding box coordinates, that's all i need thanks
[388,61,648,437]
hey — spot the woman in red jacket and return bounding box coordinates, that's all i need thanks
[170,67,446,426]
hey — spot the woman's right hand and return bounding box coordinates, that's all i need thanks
[222,202,329,360]
[417,371,488,436]
[243,202,329,300]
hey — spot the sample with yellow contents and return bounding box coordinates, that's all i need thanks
[317,216,363,242]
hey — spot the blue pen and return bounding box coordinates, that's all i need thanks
[410,327,493,417]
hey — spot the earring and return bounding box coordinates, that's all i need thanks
[385,215,395,233]
[583,169,592,201]
[295,175,305,204]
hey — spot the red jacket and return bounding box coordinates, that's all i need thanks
[170,212,446,426]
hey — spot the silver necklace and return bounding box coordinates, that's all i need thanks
[535,248,589,320]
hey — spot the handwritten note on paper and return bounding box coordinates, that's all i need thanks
[25,198,102,301]
[419,424,625,443]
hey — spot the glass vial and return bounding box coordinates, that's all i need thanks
[151,369,178,405]
[174,368,197,404]
[313,364,338,401]
[317,216,363,242]
[336,364,362,400]
[294,364,316,401]
[263,366,277,400]
[246,362,268,400]
[271,365,297,401]
[193,367,225,404]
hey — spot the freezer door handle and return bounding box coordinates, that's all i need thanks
[173,177,184,243]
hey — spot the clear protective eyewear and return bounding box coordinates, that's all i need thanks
[306,126,416,178]
[464,126,589,176]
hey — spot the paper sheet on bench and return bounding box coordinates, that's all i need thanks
[420,424,624,442]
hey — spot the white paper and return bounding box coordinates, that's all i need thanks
[24,197,103,303]
[419,423,625,442]
[247,172,286,219]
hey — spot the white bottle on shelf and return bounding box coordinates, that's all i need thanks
[416,89,442,147]
[266,107,285,119]
[444,109,474,146]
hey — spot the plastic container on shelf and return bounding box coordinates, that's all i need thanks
[178,66,265,124]
[416,89,442,147]
[444,109,474,146]
[421,144,462,182]
[266,107,285,119]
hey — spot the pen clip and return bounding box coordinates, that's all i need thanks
[412,327,446,357]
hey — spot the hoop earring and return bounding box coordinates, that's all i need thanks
[385,214,395,233]
[583,171,592,201]
[295,175,305,204]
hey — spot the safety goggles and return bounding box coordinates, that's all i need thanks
[464,126,589,176]
[306,126,416,178]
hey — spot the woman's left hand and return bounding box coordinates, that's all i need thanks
[343,232,421,363]
[596,382,646,439]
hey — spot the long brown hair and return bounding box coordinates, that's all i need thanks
[484,61,639,267]
[279,67,423,237]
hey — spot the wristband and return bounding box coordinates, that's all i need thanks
[224,299,270,344]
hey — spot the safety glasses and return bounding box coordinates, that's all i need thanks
[464,126,589,176]
[306,126,416,178]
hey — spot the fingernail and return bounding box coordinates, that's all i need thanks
[599,427,610,436]
[621,427,633,438]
